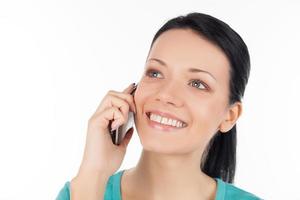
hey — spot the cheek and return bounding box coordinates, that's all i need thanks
[134,81,159,111]
[190,98,225,135]
[133,87,148,113]
[181,103,222,153]
[133,85,153,129]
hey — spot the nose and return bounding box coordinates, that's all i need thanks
[154,82,184,107]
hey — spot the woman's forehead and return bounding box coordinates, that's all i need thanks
[149,29,228,65]
[147,29,230,80]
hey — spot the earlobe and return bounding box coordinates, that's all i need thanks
[219,102,243,133]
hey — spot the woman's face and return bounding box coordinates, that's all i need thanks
[134,29,232,155]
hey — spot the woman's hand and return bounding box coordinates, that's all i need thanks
[77,83,137,177]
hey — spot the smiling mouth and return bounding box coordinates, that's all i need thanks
[145,112,188,129]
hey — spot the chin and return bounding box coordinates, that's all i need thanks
[134,111,199,155]
[136,129,196,155]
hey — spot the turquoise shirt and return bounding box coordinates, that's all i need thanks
[56,169,262,200]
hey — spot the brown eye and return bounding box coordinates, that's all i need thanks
[189,79,208,90]
[146,69,163,78]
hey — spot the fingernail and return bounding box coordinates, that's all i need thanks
[111,123,119,132]
[127,83,135,89]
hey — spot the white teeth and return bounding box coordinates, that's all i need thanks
[176,121,180,127]
[149,112,186,128]
[172,120,177,126]
[161,117,168,124]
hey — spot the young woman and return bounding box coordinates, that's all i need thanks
[56,12,262,200]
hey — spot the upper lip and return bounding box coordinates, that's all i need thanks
[145,109,187,124]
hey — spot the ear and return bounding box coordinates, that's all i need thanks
[219,102,243,133]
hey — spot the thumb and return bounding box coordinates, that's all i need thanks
[120,127,134,149]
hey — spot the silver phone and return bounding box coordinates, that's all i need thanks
[109,84,137,145]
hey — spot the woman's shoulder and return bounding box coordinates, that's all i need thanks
[215,178,263,200]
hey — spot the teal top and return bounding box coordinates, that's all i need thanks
[56,169,262,200]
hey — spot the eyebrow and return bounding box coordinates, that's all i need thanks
[147,58,217,81]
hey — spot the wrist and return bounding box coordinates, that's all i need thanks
[70,170,111,200]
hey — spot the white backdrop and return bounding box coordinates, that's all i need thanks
[0,0,299,199]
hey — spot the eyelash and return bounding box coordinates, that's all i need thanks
[145,69,210,91]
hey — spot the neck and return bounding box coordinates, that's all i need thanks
[124,149,217,200]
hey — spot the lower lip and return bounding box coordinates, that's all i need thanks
[145,113,186,132]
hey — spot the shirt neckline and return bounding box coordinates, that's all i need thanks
[115,169,226,200]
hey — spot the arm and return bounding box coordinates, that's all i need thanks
[56,83,136,200]
[70,170,110,200]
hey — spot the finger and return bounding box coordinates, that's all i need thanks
[123,83,136,93]
[109,92,136,113]
[96,95,130,124]
[92,84,136,116]
[108,95,130,123]
[97,91,136,115]
[93,91,131,114]
[121,83,137,112]
[89,106,125,132]
[102,106,126,131]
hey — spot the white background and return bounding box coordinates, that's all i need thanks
[0,0,299,199]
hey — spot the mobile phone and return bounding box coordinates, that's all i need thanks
[109,84,137,145]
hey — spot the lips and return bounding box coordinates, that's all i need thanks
[145,109,188,126]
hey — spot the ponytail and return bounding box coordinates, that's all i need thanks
[200,125,237,183]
